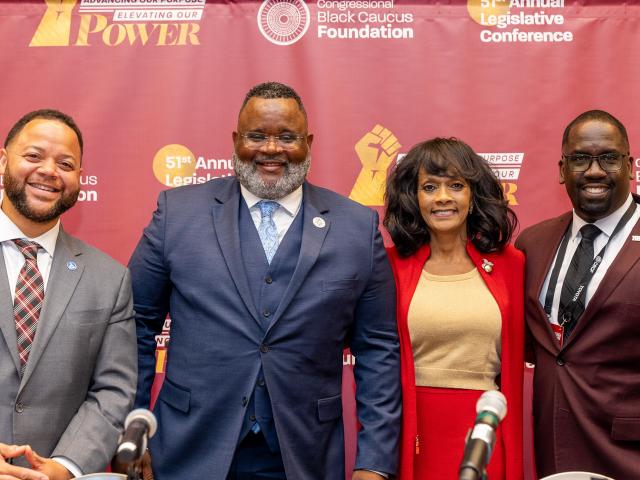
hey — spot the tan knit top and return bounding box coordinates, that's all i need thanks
[408,268,502,390]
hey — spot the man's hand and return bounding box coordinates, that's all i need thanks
[0,443,48,480]
[23,448,71,480]
[352,470,387,480]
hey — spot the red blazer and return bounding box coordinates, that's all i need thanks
[387,242,524,480]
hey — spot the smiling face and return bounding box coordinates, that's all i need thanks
[560,119,632,222]
[417,168,471,238]
[232,97,313,200]
[0,118,81,236]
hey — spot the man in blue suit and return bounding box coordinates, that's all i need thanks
[130,82,401,480]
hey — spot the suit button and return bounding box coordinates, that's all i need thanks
[250,415,256,422]
[556,357,565,366]
[265,276,273,284]
[258,379,265,387]
[242,396,248,407]
[263,309,270,318]
[260,344,269,353]
[15,402,24,413]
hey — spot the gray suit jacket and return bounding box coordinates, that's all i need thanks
[0,227,137,474]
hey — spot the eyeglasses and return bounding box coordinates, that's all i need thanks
[562,152,629,172]
[239,132,307,150]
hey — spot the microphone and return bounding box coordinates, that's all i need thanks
[458,390,507,480]
[116,409,157,464]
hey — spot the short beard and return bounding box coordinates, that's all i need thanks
[233,152,310,200]
[3,167,79,223]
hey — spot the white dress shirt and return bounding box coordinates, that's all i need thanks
[0,208,82,478]
[539,194,640,325]
[0,208,58,296]
[240,185,303,242]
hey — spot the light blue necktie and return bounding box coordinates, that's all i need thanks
[257,200,279,264]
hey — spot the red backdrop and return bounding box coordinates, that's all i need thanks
[1,1,639,478]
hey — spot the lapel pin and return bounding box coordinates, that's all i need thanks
[632,235,640,242]
[313,217,326,228]
[66,261,78,271]
[481,258,494,273]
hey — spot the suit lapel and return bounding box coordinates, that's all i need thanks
[0,251,20,374]
[21,229,84,388]
[566,212,640,346]
[532,214,572,350]
[531,215,572,302]
[267,183,329,333]
[397,245,430,328]
[211,181,260,325]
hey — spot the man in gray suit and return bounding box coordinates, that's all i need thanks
[0,110,137,480]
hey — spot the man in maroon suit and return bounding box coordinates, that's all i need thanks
[516,110,640,478]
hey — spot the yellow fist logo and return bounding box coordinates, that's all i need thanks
[349,125,401,206]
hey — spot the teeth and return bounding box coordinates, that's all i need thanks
[30,184,57,192]
[433,210,455,217]
[584,186,607,194]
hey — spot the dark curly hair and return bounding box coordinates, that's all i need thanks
[384,137,517,257]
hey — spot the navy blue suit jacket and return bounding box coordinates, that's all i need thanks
[129,177,401,479]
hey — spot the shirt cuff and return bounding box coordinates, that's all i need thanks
[52,456,82,478]
[361,470,389,478]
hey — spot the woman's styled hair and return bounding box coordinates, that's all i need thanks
[384,137,518,257]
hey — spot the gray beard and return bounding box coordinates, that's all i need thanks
[233,152,310,200]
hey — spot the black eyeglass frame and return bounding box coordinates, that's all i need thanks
[561,152,630,172]
[238,132,307,150]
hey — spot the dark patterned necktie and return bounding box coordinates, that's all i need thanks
[559,224,601,338]
[12,239,44,375]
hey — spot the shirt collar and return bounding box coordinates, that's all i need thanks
[0,206,60,257]
[240,184,303,218]
[571,194,633,239]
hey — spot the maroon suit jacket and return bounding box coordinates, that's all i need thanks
[515,201,640,478]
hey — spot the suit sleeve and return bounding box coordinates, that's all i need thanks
[52,269,137,473]
[349,210,401,475]
[129,191,172,409]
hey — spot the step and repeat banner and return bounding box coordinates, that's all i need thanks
[1,1,639,477]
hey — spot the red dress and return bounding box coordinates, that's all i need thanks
[387,242,524,480]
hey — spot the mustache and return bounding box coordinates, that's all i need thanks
[253,155,288,165]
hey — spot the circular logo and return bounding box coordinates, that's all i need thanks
[152,144,196,187]
[258,0,310,46]
[467,0,510,26]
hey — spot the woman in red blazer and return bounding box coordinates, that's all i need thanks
[384,138,524,480]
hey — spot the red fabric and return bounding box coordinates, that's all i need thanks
[414,386,505,480]
[387,242,524,480]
